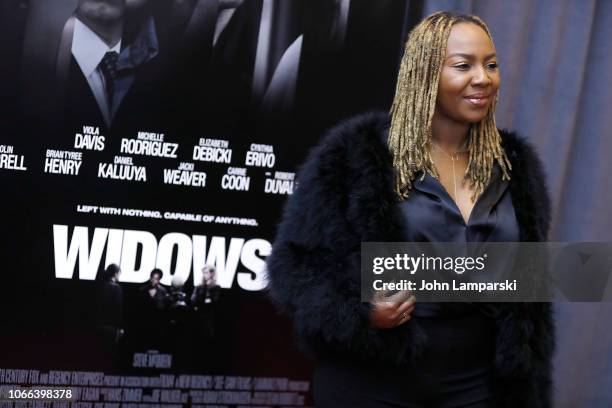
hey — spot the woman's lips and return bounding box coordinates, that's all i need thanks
[465,96,489,107]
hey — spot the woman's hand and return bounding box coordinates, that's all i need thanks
[369,290,416,329]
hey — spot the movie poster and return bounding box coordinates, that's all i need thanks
[0,1,417,406]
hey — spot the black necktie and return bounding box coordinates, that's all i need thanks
[99,51,119,108]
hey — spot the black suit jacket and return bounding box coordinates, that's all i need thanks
[63,53,170,141]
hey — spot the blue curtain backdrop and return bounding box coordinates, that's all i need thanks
[420,0,612,406]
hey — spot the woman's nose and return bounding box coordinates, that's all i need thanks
[471,66,492,86]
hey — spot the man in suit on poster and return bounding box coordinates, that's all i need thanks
[57,0,261,140]
[16,0,265,145]
[59,0,164,133]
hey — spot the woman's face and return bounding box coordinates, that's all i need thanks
[435,22,500,124]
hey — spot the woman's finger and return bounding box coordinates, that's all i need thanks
[396,310,412,325]
[396,296,416,314]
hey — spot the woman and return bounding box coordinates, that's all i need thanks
[191,265,222,339]
[266,11,554,408]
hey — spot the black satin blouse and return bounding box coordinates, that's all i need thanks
[399,161,519,317]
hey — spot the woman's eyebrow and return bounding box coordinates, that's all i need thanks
[446,52,497,60]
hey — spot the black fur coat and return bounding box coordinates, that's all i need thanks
[266,111,555,407]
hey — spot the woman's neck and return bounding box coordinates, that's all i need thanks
[430,111,470,152]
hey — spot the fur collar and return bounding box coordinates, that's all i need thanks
[308,110,552,244]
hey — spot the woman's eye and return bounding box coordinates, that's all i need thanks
[487,63,498,70]
[454,64,470,70]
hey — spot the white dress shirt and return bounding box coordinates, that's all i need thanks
[71,18,122,127]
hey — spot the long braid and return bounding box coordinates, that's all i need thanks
[388,11,511,201]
